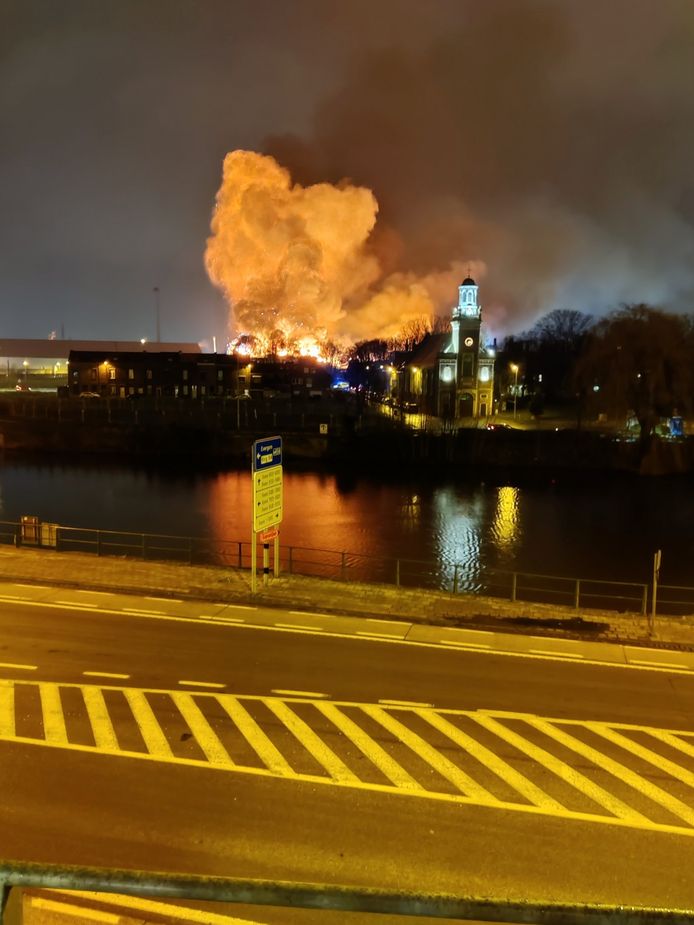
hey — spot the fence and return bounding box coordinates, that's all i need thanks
[0,518,671,617]
[1,858,694,924]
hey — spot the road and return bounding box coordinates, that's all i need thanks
[2,581,694,920]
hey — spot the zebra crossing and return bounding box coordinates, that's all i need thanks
[4,676,694,836]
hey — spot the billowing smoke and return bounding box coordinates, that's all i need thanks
[265,0,694,332]
[205,150,474,348]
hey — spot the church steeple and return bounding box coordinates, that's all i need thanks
[456,275,480,319]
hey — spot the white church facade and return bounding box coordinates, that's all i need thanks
[402,275,495,420]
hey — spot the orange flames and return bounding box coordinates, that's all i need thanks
[205,150,485,355]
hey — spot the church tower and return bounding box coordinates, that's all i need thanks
[450,274,494,418]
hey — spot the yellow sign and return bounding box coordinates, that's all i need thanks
[253,466,283,532]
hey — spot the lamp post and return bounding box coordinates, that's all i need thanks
[153,287,161,343]
[510,363,519,420]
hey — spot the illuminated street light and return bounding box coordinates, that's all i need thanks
[510,363,519,420]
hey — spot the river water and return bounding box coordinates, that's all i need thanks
[0,456,691,591]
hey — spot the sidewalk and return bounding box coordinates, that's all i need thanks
[1,544,693,649]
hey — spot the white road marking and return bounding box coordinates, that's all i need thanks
[83,671,130,680]
[357,630,402,639]
[1,591,692,677]
[440,640,492,649]
[0,595,25,601]
[379,699,433,708]
[527,635,581,643]
[0,662,37,671]
[178,679,227,689]
[631,659,689,670]
[74,590,113,596]
[14,584,50,590]
[122,607,166,615]
[145,596,181,603]
[55,600,98,608]
[226,603,257,611]
[530,649,585,659]
[290,610,335,618]
[366,617,401,624]
[275,622,320,631]
[206,615,245,623]
[272,689,330,698]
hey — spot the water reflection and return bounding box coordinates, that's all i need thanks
[0,459,691,588]
[432,487,483,590]
[491,486,520,553]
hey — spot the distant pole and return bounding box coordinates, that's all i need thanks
[510,364,519,420]
[650,549,662,635]
[153,287,161,342]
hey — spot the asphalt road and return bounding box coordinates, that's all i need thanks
[2,585,694,919]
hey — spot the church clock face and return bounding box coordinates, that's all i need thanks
[464,336,474,347]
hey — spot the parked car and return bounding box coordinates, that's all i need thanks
[15,383,31,392]
[78,391,101,399]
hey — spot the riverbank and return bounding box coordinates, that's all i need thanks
[2,406,693,474]
[1,544,693,649]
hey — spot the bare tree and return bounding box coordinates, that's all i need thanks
[575,304,694,451]
[528,308,594,347]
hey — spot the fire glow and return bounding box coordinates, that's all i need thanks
[205,150,482,355]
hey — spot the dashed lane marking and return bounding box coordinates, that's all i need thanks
[55,600,99,608]
[272,689,329,698]
[631,659,689,670]
[356,631,403,639]
[379,699,433,708]
[0,662,36,671]
[275,622,319,631]
[178,680,227,689]
[122,607,166,616]
[207,615,245,623]
[74,590,113,596]
[83,671,130,680]
[440,640,492,649]
[14,584,50,590]
[290,610,336,618]
[530,649,585,659]
[145,596,182,603]
[226,604,257,611]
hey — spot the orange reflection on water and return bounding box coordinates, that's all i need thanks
[206,470,373,555]
[492,486,520,551]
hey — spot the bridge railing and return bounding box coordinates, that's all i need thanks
[1,858,694,924]
[0,519,676,618]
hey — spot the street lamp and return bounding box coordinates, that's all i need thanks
[510,363,519,420]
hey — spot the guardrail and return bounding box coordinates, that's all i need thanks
[1,858,694,924]
[0,518,680,617]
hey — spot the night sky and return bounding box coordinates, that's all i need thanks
[3,0,694,345]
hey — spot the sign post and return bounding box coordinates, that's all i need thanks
[251,436,283,593]
[650,548,662,635]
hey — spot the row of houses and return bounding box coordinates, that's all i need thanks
[5,275,497,415]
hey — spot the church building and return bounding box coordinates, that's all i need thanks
[402,275,495,420]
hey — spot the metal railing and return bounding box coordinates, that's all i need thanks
[2,858,694,924]
[0,518,681,617]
